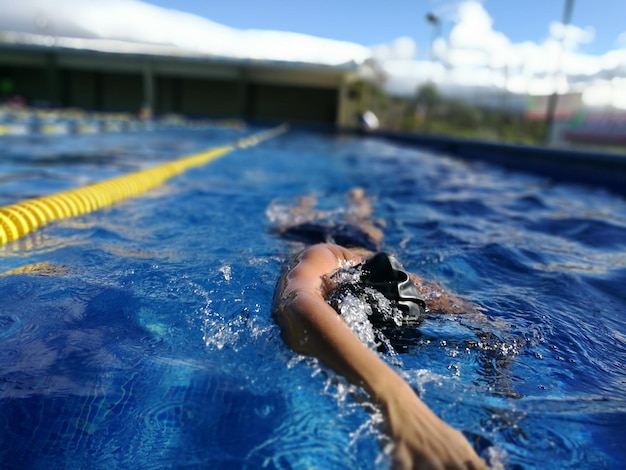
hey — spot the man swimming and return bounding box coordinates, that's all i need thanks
[270,190,490,469]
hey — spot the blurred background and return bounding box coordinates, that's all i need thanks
[0,0,625,151]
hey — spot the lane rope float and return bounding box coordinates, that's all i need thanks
[0,124,288,246]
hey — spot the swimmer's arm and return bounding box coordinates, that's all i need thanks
[275,290,488,470]
[409,273,480,315]
[275,288,394,389]
[273,242,396,388]
[274,246,489,469]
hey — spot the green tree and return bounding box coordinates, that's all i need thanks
[413,83,442,131]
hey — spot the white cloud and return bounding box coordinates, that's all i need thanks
[373,0,626,109]
[371,36,418,62]
[379,60,447,95]
[549,22,595,51]
[0,0,371,66]
[448,1,497,50]
[582,78,626,109]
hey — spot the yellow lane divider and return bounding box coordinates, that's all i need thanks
[0,124,288,246]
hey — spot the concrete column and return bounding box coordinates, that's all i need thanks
[142,60,155,118]
[46,52,61,106]
[237,66,249,120]
[336,80,350,128]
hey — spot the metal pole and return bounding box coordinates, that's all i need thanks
[426,13,441,61]
[142,60,155,119]
[545,0,575,145]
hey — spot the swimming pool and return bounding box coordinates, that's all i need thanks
[1,124,625,469]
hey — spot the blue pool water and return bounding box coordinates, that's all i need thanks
[1,125,625,469]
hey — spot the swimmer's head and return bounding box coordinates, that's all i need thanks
[360,253,425,326]
[327,252,425,329]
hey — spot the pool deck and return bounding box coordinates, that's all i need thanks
[362,130,626,197]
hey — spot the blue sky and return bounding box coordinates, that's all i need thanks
[144,0,625,58]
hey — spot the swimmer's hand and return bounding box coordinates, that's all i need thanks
[378,377,490,470]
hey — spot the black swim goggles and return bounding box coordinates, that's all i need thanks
[360,252,426,326]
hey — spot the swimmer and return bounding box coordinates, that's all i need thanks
[271,190,490,469]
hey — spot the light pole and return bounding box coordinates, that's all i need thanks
[426,13,441,61]
[545,0,575,145]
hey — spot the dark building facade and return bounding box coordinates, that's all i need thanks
[0,41,364,126]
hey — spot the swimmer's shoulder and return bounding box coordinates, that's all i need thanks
[279,244,358,297]
[298,243,367,267]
